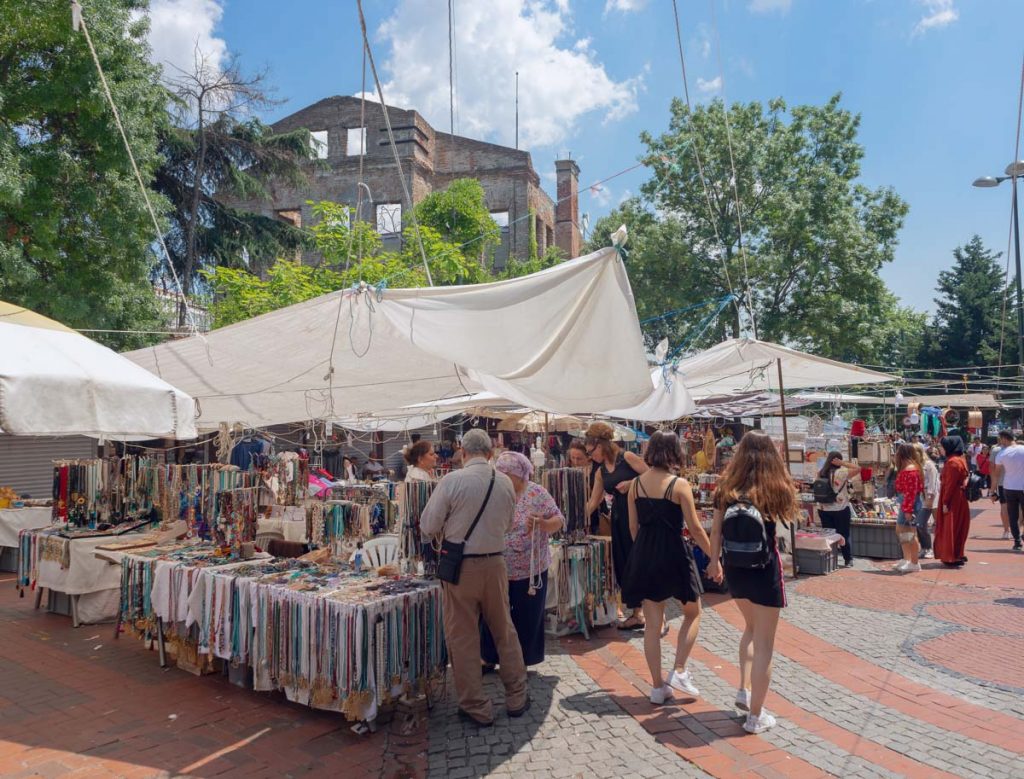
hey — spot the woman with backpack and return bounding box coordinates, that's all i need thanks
[706,431,798,735]
[813,452,858,567]
[621,432,712,705]
[893,443,925,573]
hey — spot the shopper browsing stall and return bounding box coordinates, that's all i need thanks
[404,441,437,483]
[481,451,565,669]
[621,432,711,706]
[585,422,648,630]
[915,443,938,560]
[706,431,798,735]
[420,429,529,727]
[893,444,925,573]
[570,439,609,535]
[813,452,857,567]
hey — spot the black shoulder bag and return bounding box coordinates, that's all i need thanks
[436,469,496,585]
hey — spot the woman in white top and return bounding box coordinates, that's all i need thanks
[914,443,938,559]
[816,452,858,566]
[404,440,437,482]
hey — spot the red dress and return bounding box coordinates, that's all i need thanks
[934,455,970,564]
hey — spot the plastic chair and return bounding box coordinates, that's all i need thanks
[358,534,400,568]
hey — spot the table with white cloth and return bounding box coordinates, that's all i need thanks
[0,507,51,570]
[256,518,308,543]
[18,526,156,626]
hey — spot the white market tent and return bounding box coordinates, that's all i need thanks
[675,338,896,397]
[0,301,198,439]
[600,368,697,422]
[125,245,653,429]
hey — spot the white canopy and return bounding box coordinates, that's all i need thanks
[126,245,652,429]
[0,302,197,439]
[601,367,697,422]
[675,338,896,397]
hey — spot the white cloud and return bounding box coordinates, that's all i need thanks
[748,0,793,14]
[377,0,641,149]
[696,76,723,94]
[143,0,227,80]
[912,0,958,36]
[604,0,647,13]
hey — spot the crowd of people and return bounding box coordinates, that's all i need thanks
[385,419,1018,736]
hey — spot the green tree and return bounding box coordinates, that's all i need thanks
[927,235,1011,368]
[413,178,499,265]
[0,0,168,348]
[598,94,910,362]
[155,53,312,324]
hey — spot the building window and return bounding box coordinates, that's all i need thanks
[376,203,402,235]
[347,127,367,157]
[310,130,328,160]
[546,225,555,253]
[491,211,510,229]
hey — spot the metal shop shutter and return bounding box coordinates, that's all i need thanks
[0,435,98,499]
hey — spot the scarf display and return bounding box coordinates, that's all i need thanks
[548,537,616,638]
[399,481,436,561]
[118,545,446,722]
[541,468,587,540]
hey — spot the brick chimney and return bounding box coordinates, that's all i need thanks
[554,159,581,259]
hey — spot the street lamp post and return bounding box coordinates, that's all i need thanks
[973,161,1024,421]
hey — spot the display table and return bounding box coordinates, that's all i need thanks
[18,526,156,626]
[0,507,50,570]
[118,545,446,723]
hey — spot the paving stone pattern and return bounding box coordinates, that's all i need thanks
[0,504,1022,777]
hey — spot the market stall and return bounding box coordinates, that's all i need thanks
[0,504,50,571]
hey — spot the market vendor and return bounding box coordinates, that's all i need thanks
[404,440,437,482]
[569,439,609,534]
[481,451,565,670]
[814,452,858,566]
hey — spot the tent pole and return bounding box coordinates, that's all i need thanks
[777,358,798,578]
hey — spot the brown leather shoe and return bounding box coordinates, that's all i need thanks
[508,694,532,718]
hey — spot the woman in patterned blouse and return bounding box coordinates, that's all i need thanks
[893,443,925,573]
[480,451,565,668]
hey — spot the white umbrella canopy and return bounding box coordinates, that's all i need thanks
[675,338,896,397]
[496,411,586,433]
[0,302,198,439]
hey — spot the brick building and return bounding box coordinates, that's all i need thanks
[226,95,581,269]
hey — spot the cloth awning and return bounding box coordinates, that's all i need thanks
[0,302,197,439]
[674,338,896,397]
[600,368,697,422]
[126,246,652,429]
[693,392,814,419]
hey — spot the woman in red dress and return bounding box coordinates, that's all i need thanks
[934,436,971,567]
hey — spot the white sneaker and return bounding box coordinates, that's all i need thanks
[903,562,921,573]
[921,550,934,559]
[743,710,777,734]
[668,668,699,698]
[894,560,909,572]
[1003,530,1011,540]
[650,684,675,705]
[735,688,751,711]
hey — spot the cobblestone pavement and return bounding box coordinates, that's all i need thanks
[1,503,1022,777]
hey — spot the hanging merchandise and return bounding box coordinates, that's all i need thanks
[541,468,587,541]
[51,457,160,527]
[399,481,436,562]
[968,410,983,430]
[547,537,617,638]
[153,464,255,540]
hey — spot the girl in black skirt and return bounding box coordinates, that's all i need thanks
[622,432,712,705]
[585,422,647,629]
[706,431,798,736]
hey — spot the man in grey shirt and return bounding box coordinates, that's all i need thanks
[421,428,529,726]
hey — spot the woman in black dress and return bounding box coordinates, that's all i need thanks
[585,422,647,629]
[622,432,712,705]
[706,431,797,736]
[569,440,608,534]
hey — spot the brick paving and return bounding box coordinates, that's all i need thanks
[1,503,1023,777]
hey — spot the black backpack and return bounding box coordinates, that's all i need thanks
[811,475,838,504]
[721,501,772,569]
[965,472,983,503]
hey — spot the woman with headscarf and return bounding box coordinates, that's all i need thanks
[480,451,565,668]
[934,436,971,567]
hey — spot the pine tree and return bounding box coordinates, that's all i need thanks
[929,235,1012,368]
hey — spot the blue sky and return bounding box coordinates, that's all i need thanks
[151,0,1024,314]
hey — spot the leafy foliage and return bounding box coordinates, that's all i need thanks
[0,0,168,348]
[413,178,499,264]
[925,235,1012,368]
[588,94,912,364]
